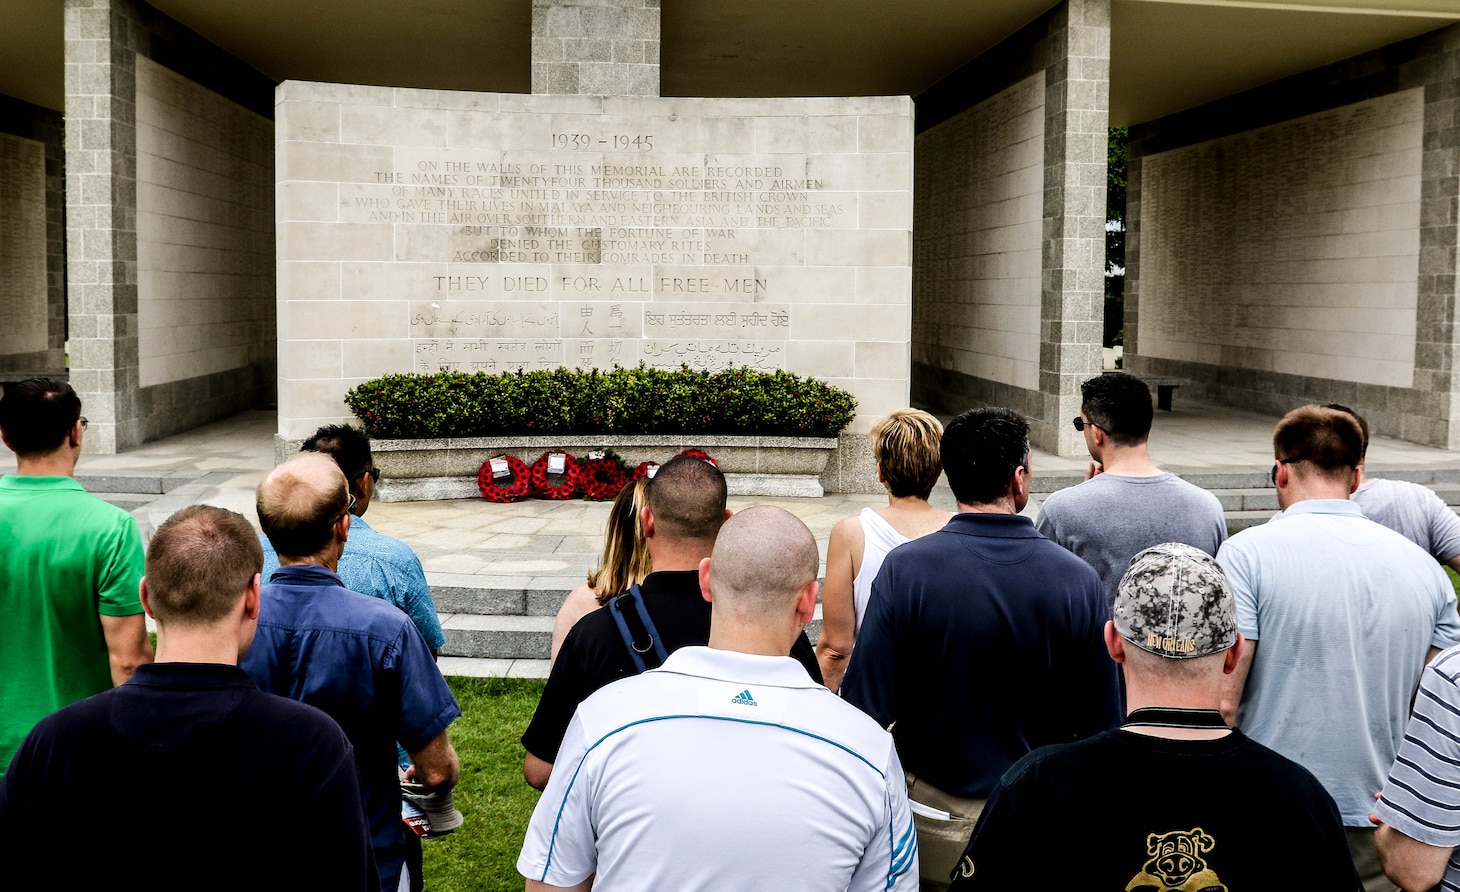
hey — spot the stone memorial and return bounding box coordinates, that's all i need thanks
[277,84,914,489]
[0,131,48,358]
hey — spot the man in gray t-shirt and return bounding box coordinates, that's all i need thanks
[1036,372,1226,606]
[1327,404,1460,571]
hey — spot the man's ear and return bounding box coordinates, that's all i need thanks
[1103,621,1127,663]
[1222,633,1245,675]
[698,556,713,603]
[243,572,261,620]
[139,577,156,619]
[640,506,656,540]
[794,579,819,625]
[69,418,83,448]
[335,512,351,542]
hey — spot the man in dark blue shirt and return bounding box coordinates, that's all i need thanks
[0,504,376,889]
[244,453,461,892]
[842,407,1120,891]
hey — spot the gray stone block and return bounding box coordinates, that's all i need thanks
[725,473,823,498]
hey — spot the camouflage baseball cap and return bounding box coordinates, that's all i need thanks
[1113,542,1237,659]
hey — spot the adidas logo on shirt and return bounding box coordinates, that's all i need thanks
[730,689,757,707]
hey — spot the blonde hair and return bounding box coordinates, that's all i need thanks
[869,409,944,499]
[588,477,653,604]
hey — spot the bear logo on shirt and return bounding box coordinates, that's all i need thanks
[1125,828,1226,892]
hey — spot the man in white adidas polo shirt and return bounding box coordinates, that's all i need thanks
[518,506,918,891]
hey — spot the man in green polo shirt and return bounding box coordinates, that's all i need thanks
[0,377,152,776]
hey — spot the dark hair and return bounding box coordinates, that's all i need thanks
[0,377,81,456]
[1274,405,1363,479]
[1323,403,1369,462]
[1080,373,1153,446]
[941,407,1030,505]
[646,455,728,543]
[146,505,263,626]
[302,423,373,482]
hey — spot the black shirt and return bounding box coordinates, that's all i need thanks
[0,662,376,890]
[949,727,1362,890]
[522,570,824,761]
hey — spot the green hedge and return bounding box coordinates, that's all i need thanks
[344,365,857,439]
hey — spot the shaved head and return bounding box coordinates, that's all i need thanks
[257,452,349,559]
[708,506,819,620]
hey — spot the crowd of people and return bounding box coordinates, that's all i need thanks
[5,371,1460,891]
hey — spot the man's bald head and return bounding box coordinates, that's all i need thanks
[708,506,819,621]
[257,452,350,560]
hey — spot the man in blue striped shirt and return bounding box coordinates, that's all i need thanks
[1375,644,1460,891]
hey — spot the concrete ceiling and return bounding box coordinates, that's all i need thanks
[1,0,1457,126]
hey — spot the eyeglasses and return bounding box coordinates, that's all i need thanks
[353,466,381,483]
[78,416,88,431]
[1270,459,1299,485]
[1071,417,1106,434]
[336,494,357,523]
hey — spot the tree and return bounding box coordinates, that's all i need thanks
[1105,128,1127,348]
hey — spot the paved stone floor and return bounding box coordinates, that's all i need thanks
[70,400,1460,678]
[76,400,1460,578]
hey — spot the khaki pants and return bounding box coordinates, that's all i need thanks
[1348,827,1399,892]
[906,773,985,892]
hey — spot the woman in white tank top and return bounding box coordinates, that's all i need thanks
[816,409,951,693]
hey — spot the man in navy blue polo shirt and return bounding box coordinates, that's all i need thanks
[0,504,376,888]
[244,453,461,892]
[842,407,1121,891]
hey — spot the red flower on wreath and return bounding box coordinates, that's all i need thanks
[674,448,718,467]
[478,454,531,503]
[530,451,582,500]
[632,461,660,480]
[580,455,630,501]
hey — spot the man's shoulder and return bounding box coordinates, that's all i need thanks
[262,578,414,636]
[342,524,423,567]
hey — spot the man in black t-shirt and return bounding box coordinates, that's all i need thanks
[949,543,1360,891]
[521,455,822,790]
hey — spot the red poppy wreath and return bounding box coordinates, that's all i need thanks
[478,454,531,503]
[579,454,630,501]
[674,448,718,466]
[530,451,582,500]
[632,460,660,480]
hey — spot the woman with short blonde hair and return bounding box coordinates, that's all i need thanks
[815,409,950,692]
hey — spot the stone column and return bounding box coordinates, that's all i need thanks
[1035,0,1109,456]
[64,0,141,453]
[532,0,660,97]
[1425,29,1460,447]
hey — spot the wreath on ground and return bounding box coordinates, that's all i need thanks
[478,454,531,503]
[632,460,660,481]
[579,450,631,501]
[531,451,582,500]
[674,448,718,466]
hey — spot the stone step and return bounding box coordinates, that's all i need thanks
[438,605,823,661]
[95,493,160,511]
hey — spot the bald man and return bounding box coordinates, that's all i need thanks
[518,506,917,892]
[242,453,462,892]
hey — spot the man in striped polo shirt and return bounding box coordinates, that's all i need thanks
[518,506,917,891]
[1375,644,1460,890]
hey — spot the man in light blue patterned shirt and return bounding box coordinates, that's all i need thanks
[262,424,446,654]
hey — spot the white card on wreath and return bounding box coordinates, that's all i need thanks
[548,453,567,474]
[490,458,510,479]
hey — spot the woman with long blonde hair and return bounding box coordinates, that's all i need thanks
[549,477,653,663]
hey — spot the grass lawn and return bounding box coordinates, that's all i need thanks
[423,677,545,891]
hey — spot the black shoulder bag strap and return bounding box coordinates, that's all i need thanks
[607,584,669,674]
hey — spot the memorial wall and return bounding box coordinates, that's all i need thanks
[137,57,274,390]
[0,131,49,359]
[912,73,1044,393]
[277,83,914,457]
[1136,90,1422,389]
